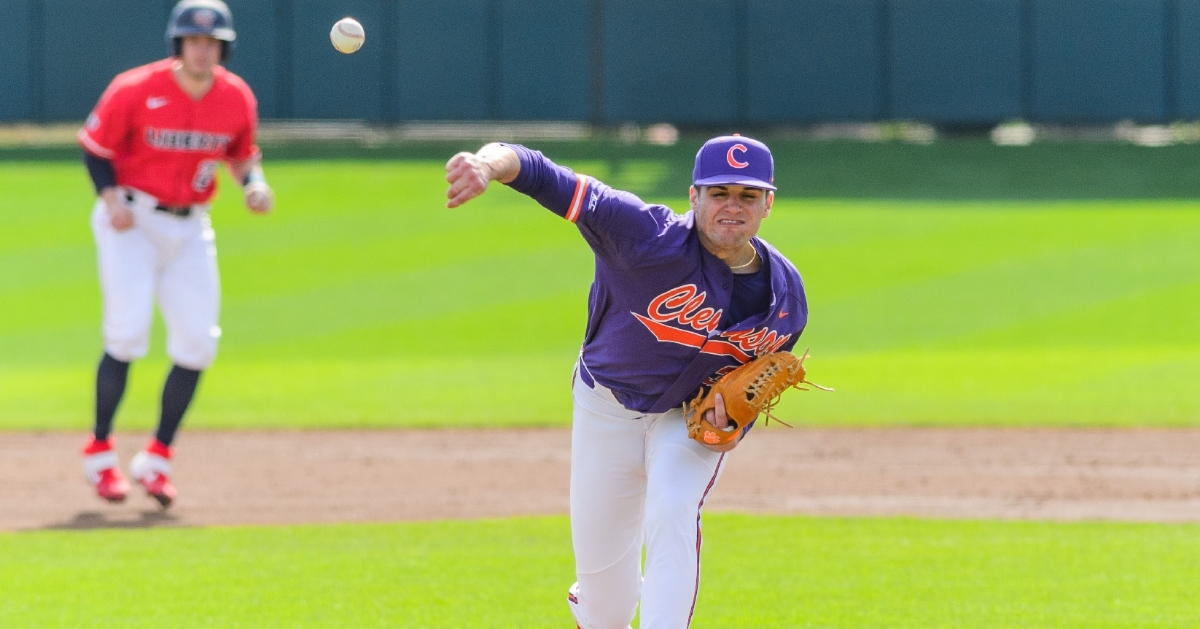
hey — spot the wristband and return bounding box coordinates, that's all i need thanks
[242,171,267,187]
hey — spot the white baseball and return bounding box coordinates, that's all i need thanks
[330,17,365,54]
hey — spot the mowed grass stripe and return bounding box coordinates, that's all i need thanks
[782,347,1200,425]
[221,246,590,352]
[1,515,1197,628]
[2,161,1199,427]
[809,235,1199,352]
[774,203,1200,352]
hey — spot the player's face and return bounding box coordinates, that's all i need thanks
[690,184,774,252]
[179,36,223,77]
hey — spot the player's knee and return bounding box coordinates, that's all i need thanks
[575,557,640,629]
[168,326,220,370]
[170,346,216,371]
[103,334,149,363]
[578,595,637,629]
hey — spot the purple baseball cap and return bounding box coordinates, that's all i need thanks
[692,134,776,191]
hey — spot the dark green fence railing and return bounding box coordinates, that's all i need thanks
[4,0,1199,125]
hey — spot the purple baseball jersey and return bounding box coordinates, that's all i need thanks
[505,145,808,414]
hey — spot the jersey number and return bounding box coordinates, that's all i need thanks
[193,159,219,192]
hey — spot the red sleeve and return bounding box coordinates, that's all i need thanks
[224,80,260,163]
[78,79,135,160]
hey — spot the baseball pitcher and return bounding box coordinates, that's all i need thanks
[446,136,808,629]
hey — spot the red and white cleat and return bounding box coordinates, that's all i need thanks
[130,440,177,508]
[82,437,130,503]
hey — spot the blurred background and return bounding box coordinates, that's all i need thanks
[6,0,1200,127]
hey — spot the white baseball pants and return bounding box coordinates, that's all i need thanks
[568,375,727,629]
[90,189,220,370]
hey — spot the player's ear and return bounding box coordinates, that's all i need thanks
[689,185,698,210]
[764,190,774,216]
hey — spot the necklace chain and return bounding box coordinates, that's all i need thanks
[728,244,757,270]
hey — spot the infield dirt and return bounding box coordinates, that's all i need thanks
[3,427,1199,531]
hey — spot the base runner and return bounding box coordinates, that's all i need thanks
[77,0,273,508]
[445,136,808,628]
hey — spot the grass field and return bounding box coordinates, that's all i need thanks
[4,144,1200,628]
[2,515,1198,628]
[2,154,1199,429]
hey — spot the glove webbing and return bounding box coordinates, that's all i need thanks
[750,348,834,428]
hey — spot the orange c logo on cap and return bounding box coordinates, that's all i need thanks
[726,144,749,168]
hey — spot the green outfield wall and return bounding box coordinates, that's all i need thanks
[4,0,1200,125]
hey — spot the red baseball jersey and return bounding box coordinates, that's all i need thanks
[78,58,260,207]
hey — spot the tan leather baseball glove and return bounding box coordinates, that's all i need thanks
[683,349,831,447]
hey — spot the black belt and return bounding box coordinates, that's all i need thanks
[154,204,192,217]
[125,192,191,217]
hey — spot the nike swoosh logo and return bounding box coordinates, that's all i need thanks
[146,97,169,110]
[778,311,788,319]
